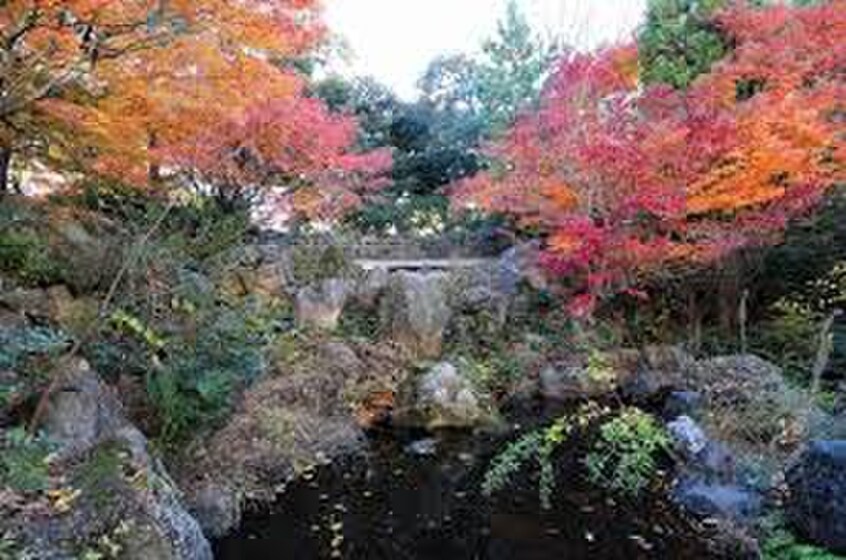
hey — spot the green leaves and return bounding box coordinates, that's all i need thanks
[0,427,53,493]
[639,0,728,89]
[476,1,559,136]
[585,408,670,496]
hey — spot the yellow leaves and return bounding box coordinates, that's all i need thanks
[47,487,81,514]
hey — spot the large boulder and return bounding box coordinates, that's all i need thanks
[178,340,409,537]
[672,478,762,525]
[539,350,640,401]
[497,242,546,292]
[396,362,494,430]
[43,358,127,458]
[620,345,696,402]
[786,440,846,554]
[0,285,96,332]
[294,278,351,331]
[380,272,451,358]
[666,412,764,530]
[4,358,213,560]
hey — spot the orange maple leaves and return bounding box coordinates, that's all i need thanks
[451,1,845,313]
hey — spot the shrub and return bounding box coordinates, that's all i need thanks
[0,427,53,493]
[483,402,606,509]
[289,243,353,286]
[585,408,670,496]
[762,516,845,560]
[0,326,69,373]
[0,228,63,286]
[142,294,283,445]
[750,299,822,382]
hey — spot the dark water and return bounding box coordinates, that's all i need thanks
[213,421,715,560]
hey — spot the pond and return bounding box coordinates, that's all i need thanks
[214,409,714,560]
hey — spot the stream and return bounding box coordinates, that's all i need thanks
[214,402,714,560]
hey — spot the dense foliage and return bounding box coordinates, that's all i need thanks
[1,1,390,222]
[453,1,846,315]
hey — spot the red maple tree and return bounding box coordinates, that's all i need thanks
[452,1,845,315]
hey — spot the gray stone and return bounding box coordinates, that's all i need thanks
[354,267,390,307]
[497,242,546,292]
[405,438,438,456]
[34,360,213,560]
[539,363,614,400]
[0,287,52,319]
[294,278,350,330]
[621,345,695,402]
[786,440,846,554]
[380,272,451,358]
[672,477,762,524]
[664,391,704,419]
[185,481,241,539]
[44,358,127,457]
[668,415,708,458]
[401,362,491,430]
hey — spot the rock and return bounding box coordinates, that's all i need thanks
[13,360,213,560]
[663,391,704,419]
[498,242,546,292]
[353,268,390,307]
[405,438,438,456]
[48,212,121,293]
[380,272,451,358]
[398,362,492,430]
[47,286,98,335]
[786,440,846,553]
[668,415,708,459]
[0,306,26,331]
[667,414,737,482]
[540,350,639,401]
[0,285,95,332]
[43,358,127,457]
[540,364,611,400]
[0,287,52,320]
[114,428,213,560]
[184,481,241,539]
[672,477,762,524]
[620,345,695,402]
[294,278,350,330]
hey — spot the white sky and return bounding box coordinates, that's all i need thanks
[324,0,648,100]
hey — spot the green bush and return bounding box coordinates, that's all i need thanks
[483,402,605,509]
[0,326,69,372]
[0,229,63,286]
[762,516,845,560]
[289,243,352,286]
[585,408,670,496]
[145,299,276,445]
[0,427,53,493]
[750,299,822,383]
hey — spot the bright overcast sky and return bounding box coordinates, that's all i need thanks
[324,0,647,100]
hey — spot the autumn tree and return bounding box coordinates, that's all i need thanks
[2,1,390,223]
[453,1,845,316]
[1,2,311,187]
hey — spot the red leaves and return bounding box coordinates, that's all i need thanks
[17,0,390,222]
[452,1,846,317]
